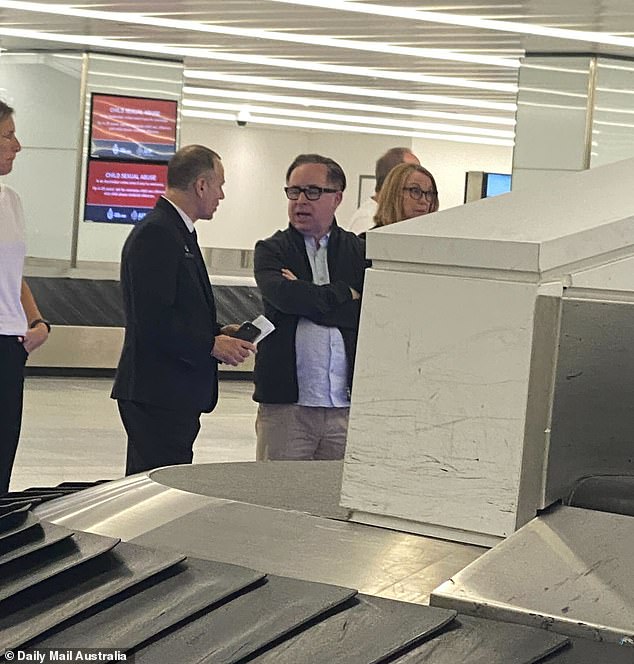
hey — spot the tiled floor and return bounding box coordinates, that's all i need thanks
[12,376,258,491]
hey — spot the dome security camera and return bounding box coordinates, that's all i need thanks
[236,109,251,128]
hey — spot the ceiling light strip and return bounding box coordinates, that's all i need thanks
[195,50,517,92]
[593,119,634,129]
[595,106,634,116]
[184,71,517,112]
[0,0,520,68]
[182,99,514,137]
[182,108,514,146]
[517,101,587,111]
[519,87,588,99]
[0,26,515,93]
[183,85,516,126]
[267,0,634,49]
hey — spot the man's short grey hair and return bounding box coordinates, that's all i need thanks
[375,147,416,193]
[167,145,221,190]
[0,100,15,123]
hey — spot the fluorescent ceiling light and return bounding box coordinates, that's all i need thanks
[594,119,634,129]
[184,71,517,113]
[596,86,634,95]
[595,106,634,116]
[185,110,236,123]
[0,28,517,93]
[182,108,514,147]
[184,85,516,126]
[0,0,520,69]
[517,101,586,111]
[0,26,515,93]
[89,70,185,86]
[520,64,591,75]
[520,87,588,99]
[183,99,514,138]
[597,62,634,72]
[268,0,634,49]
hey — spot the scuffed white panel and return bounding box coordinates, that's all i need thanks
[342,269,540,538]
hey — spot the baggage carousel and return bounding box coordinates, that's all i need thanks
[24,273,262,372]
[0,461,631,662]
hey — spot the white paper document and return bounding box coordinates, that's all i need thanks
[250,314,275,345]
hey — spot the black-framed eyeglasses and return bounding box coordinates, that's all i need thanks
[403,186,437,202]
[284,185,340,201]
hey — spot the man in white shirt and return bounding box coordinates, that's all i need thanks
[0,100,50,493]
[348,147,420,234]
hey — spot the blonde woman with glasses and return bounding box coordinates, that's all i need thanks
[372,162,439,231]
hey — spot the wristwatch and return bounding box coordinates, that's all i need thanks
[29,318,52,333]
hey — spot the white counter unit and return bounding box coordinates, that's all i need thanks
[341,157,634,545]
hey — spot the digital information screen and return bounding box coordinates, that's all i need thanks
[484,173,512,197]
[84,160,167,224]
[90,94,177,161]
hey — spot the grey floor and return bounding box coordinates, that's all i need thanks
[13,376,257,491]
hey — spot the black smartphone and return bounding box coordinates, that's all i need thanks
[233,321,260,342]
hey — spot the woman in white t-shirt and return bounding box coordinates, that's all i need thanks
[0,100,50,493]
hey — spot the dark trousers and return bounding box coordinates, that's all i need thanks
[117,399,201,476]
[0,336,28,494]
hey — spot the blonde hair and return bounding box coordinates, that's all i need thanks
[373,163,438,227]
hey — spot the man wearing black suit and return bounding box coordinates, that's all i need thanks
[111,145,255,475]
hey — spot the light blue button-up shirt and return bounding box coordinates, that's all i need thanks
[295,233,349,407]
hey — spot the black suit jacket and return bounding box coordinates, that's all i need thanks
[111,197,220,413]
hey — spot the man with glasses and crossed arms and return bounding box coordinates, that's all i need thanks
[253,154,368,460]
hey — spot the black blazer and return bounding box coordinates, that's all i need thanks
[111,197,220,413]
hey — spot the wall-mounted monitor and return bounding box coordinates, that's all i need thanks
[464,171,512,203]
[89,93,177,161]
[483,172,512,198]
[84,160,167,224]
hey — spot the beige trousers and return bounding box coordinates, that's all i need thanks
[255,403,349,460]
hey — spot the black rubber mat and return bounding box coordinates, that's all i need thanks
[0,497,39,509]
[20,487,77,495]
[0,503,30,546]
[539,636,634,663]
[0,521,73,567]
[2,490,66,504]
[25,276,261,328]
[32,557,265,651]
[0,511,48,545]
[250,594,457,664]
[0,501,33,519]
[133,574,357,664]
[55,481,109,489]
[0,530,120,602]
[0,540,185,655]
[389,614,569,664]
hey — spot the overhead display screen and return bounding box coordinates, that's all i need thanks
[89,93,177,161]
[84,160,167,224]
[484,173,512,197]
